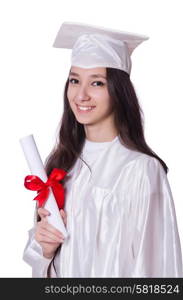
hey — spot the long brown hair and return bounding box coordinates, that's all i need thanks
[45,67,168,177]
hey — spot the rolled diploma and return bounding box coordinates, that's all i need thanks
[19,134,68,238]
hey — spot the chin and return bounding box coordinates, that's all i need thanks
[74,115,95,125]
[76,119,93,125]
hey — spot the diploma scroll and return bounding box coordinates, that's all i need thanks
[19,134,68,238]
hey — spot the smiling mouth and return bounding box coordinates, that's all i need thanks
[76,104,96,113]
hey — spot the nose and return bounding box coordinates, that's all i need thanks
[75,85,90,103]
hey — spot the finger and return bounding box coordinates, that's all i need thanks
[35,230,62,244]
[37,207,50,219]
[40,220,65,239]
[60,209,67,225]
[60,209,66,217]
[38,234,64,244]
[39,229,64,243]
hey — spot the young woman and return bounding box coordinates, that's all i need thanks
[23,22,183,277]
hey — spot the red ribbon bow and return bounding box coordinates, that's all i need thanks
[24,168,67,209]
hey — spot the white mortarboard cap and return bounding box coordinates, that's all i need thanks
[53,22,149,75]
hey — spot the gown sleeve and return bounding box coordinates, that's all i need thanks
[131,156,183,277]
[23,227,53,277]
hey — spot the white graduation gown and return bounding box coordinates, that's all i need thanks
[23,135,183,277]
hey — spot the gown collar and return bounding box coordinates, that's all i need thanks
[83,135,119,153]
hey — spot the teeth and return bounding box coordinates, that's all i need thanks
[78,106,94,111]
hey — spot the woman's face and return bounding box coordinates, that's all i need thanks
[67,66,114,126]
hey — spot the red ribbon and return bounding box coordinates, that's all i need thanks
[24,168,67,209]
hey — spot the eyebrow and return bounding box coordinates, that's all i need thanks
[69,72,106,79]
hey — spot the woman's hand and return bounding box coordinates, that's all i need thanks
[35,207,67,259]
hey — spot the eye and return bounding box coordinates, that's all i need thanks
[68,78,105,86]
[69,78,79,84]
[92,81,105,86]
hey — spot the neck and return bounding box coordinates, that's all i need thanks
[84,120,118,142]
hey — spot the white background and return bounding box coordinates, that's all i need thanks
[0,0,182,277]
